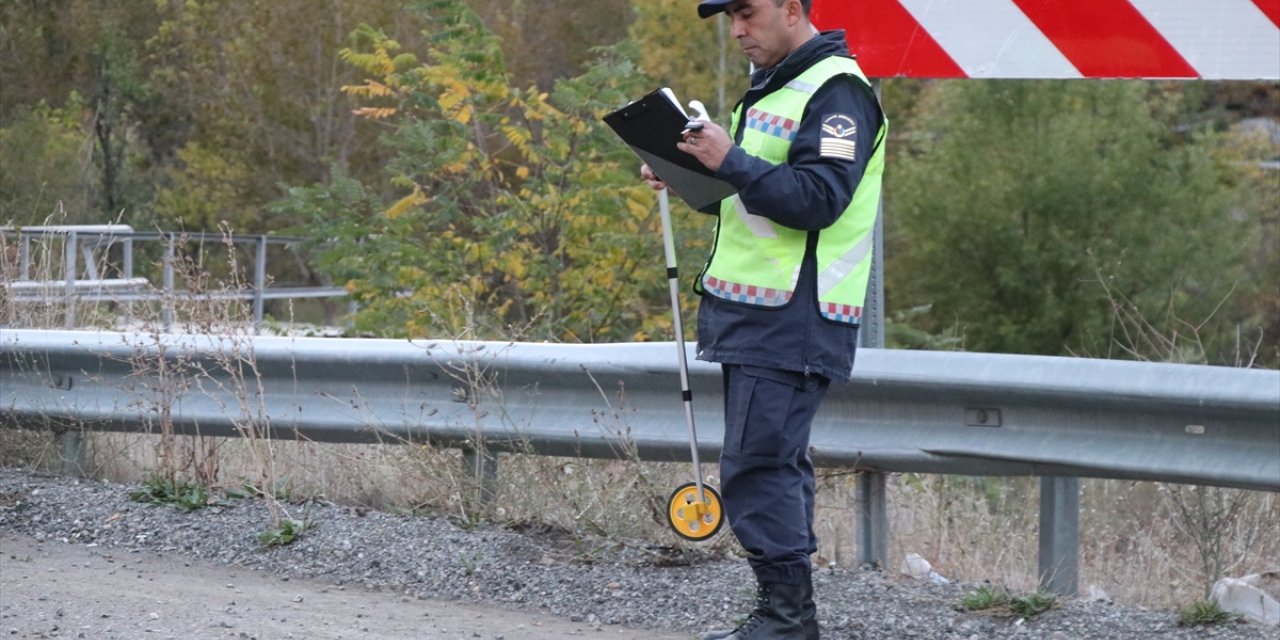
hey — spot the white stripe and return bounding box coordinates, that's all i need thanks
[785,79,820,94]
[821,139,857,159]
[1129,0,1280,80]
[732,195,779,239]
[817,231,874,298]
[897,0,1081,78]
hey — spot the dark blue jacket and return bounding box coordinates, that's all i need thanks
[694,31,883,382]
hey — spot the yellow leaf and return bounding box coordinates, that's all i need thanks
[439,90,464,112]
[384,185,428,219]
[501,125,531,150]
[352,107,397,120]
[343,80,393,98]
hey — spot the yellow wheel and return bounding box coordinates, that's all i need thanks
[667,482,724,541]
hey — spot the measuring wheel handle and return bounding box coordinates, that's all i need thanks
[666,482,724,541]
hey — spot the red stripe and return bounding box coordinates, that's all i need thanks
[1010,0,1197,78]
[812,0,965,78]
[1253,0,1280,28]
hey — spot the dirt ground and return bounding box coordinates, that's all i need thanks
[0,535,690,640]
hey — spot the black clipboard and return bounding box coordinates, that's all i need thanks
[603,88,737,210]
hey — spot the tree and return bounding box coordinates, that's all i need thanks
[0,0,162,223]
[145,0,423,232]
[0,97,93,224]
[467,0,633,92]
[282,0,682,342]
[886,80,1254,361]
[0,0,83,123]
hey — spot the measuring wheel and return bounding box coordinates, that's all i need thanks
[652,187,724,543]
[666,482,724,541]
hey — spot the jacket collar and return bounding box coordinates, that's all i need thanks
[747,30,851,94]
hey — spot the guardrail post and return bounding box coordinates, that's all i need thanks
[63,230,78,328]
[1038,476,1080,596]
[856,471,889,568]
[19,233,31,280]
[162,235,175,332]
[253,236,267,334]
[58,429,87,477]
[463,446,499,506]
[123,237,135,325]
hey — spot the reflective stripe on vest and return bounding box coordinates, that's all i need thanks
[698,55,887,326]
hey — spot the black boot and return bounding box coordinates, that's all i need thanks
[800,573,818,640]
[699,582,806,640]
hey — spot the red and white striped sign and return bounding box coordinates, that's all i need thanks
[811,0,1280,79]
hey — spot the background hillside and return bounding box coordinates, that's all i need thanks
[2,0,1276,363]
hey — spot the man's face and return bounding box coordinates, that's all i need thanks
[724,0,799,69]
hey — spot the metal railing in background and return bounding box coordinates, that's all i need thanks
[2,329,1277,595]
[1,226,348,331]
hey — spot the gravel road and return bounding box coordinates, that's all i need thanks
[1,468,1275,640]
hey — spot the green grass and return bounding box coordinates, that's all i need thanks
[258,518,307,547]
[961,585,1057,619]
[1010,590,1058,617]
[960,585,1011,611]
[1177,600,1243,627]
[128,474,211,512]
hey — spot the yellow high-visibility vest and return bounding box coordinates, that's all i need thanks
[698,56,886,326]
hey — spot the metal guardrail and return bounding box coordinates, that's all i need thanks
[1,226,348,331]
[3,329,1278,594]
[3,330,1275,490]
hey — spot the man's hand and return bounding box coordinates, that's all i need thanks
[677,120,732,173]
[640,164,666,191]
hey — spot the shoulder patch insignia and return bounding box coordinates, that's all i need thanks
[820,113,857,161]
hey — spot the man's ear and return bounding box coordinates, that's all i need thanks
[786,0,805,26]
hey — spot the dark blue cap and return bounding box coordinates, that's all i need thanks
[697,0,734,19]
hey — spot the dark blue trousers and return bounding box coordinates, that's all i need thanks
[719,364,831,586]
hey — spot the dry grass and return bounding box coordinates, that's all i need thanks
[3,426,1276,609]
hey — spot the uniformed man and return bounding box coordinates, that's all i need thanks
[641,0,886,638]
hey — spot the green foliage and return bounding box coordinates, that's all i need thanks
[284,0,697,342]
[0,0,160,224]
[468,0,633,91]
[885,304,965,350]
[961,585,1056,619]
[1176,599,1243,627]
[1009,589,1058,617]
[1220,120,1280,367]
[0,97,93,224]
[153,143,257,231]
[960,585,1011,611]
[128,474,212,512]
[145,0,425,232]
[459,550,482,576]
[888,80,1254,361]
[258,518,308,547]
[275,168,387,329]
